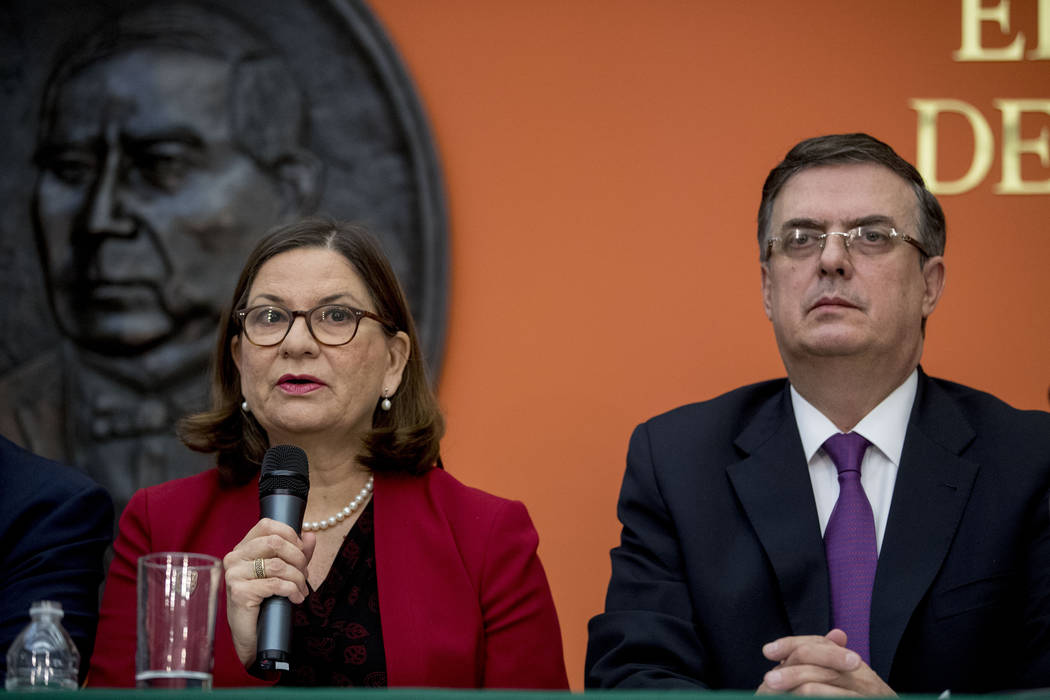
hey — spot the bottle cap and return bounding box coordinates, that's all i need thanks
[29,600,64,617]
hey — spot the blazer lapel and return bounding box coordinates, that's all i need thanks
[868,374,979,679]
[372,473,428,687]
[727,386,831,636]
[372,471,483,688]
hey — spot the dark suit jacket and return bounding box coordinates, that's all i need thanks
[89,466,568,689]
[586,372,1050,692]
[0,433,113,684]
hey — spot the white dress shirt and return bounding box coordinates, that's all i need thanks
[790,370,918,555]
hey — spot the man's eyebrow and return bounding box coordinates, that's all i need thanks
[845,214,895,229]
[780,215,896,231]
[781,217,824,231]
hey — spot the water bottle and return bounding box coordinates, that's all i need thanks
[5,601,80,690]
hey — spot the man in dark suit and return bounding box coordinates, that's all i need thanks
[586,133,1050,693]
[0,433,113,684]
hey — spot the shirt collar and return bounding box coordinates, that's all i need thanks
[790,369,918,465]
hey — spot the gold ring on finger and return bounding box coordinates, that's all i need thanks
[253,557,266,579]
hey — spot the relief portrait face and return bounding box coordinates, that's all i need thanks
[33,47,289,355]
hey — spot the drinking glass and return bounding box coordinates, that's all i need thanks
[136,552,221,689]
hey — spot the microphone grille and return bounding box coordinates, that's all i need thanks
[259,444,309,498]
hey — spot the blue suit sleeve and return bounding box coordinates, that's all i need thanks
[0,457,113,684]
[585,422,709,688]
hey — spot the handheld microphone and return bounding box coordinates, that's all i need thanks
[255,444,309,673]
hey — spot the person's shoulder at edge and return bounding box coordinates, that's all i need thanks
[415,465,520,505]
[125,467,251,506]
[379,465,546,571]
[638,378,789,436]
[116,467,255,540]
[919,373,1050,453]
[923,373,1050,420]
[0,432,113,685]
[382,465,536,530]
[0,432,111,508]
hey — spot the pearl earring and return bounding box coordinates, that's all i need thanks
[380,389,392,411]
[241,400,250,413]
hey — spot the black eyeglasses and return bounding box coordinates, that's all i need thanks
[235,304,398,347]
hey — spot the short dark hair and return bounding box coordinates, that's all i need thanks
[179,218,444,484]
[756,133,945,262]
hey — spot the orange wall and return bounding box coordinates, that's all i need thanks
[369,0,1049,687]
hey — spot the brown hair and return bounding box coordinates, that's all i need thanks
[178,217,443,484]
[756,133,946,262]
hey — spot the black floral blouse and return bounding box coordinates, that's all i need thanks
[278,500,387,687]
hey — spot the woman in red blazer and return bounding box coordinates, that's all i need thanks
[88,219,568,689]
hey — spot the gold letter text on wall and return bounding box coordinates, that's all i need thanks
[912,0,1049,194]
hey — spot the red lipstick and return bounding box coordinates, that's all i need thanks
[276,374,325,395]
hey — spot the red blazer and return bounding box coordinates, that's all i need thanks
[88,467,568,689]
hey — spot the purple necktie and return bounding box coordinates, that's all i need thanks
[823,432,876,664]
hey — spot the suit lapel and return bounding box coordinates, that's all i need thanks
[869,374,979,679]
[372,473,428,687]
[727,386,831,636]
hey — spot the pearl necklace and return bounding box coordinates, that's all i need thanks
[302,476,374,532]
